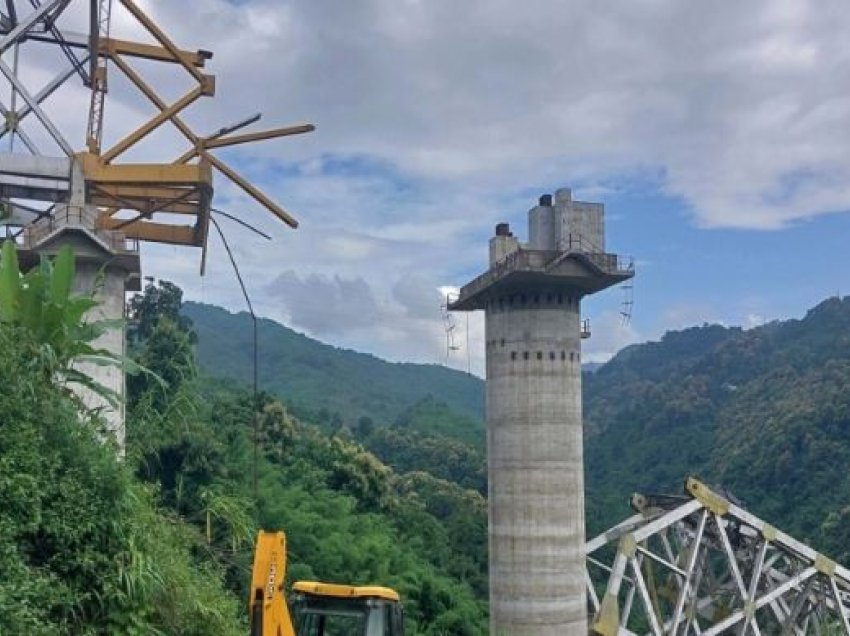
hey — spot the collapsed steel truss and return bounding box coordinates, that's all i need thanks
[0,0,313,268]
[587,478,850,636]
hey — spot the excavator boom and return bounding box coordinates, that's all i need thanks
[249,531,296,636]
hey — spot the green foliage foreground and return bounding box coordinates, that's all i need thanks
[0,323,243,635]
[0,265,488,634]
[0,242,143,407]
[0,248,242,634]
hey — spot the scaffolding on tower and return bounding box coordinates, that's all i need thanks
[440,291,461,365]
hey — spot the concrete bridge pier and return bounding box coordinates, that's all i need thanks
[450,188,633,635]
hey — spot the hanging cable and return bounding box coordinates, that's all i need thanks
[211,208,272,241]
[209,215,260,503]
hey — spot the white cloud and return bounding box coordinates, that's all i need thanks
[745,313,767,329]
[582,310,642,364]
[147,0,850,233]
[9,0,850,368]
[264,271,382,336]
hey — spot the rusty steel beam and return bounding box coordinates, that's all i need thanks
[204,123,315,149]
[101,37,208,67]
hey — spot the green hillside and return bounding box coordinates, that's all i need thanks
[133,283,490,634]
[182,302,484,425]
[0,274,490,634]
[584,296,850,563]
[187,294,850,569]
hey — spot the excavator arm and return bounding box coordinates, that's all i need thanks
[249,531,296,636]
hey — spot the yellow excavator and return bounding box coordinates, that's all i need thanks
[249,531,405,636]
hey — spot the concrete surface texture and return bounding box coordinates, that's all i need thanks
[19,196,141,451]
[72,260,128,448]
[486,292,586,635]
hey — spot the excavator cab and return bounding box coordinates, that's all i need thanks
[249,531,404,636]
[290,582,404,636]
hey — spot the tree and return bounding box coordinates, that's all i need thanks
[127,279,194,345]
[126,279,196,410]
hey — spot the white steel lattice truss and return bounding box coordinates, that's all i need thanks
[0,0,81,158]
[587,478,850,636]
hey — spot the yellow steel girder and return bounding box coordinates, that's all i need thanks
[78,0,314,259]
[97,218,199,246]
[99,38,209,68]
[78,152,212,187]
[90,184,202,215]
[119,0,207,84]
[100,82,213,164]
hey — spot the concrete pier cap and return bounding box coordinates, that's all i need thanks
[449,188,633,635]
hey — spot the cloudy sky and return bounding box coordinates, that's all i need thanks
[8,0,850,375]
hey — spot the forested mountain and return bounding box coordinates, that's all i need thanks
[0,269,491,635]
[584,296,850,564]
[182,302,484,425]
[187,292,850,570]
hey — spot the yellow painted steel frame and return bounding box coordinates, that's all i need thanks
[292,581,401,603]
[86,0,314,269]
[250,531,296,636]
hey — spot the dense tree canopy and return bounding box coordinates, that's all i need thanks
[584,297,850,562]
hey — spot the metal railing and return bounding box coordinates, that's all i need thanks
[561,233,635,274]
[458,249,539,301]
[579,251,635,274]
[21,206,139,254]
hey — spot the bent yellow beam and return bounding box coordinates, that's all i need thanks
[101,37,208,68]
[98,218,198,246]
[118,0,207,84]
[100,83,210,164]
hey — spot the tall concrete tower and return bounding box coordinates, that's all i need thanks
[450,188,633,635]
